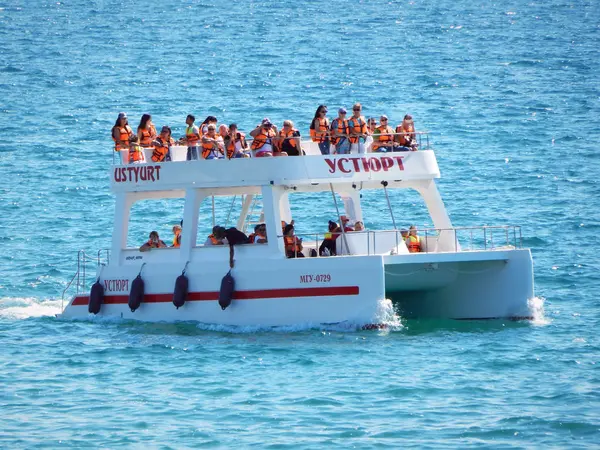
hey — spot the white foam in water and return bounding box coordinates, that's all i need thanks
[528,296,549,326]
[0,297,63,320]
[193,298,403,334]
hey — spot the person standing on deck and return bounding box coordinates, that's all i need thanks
[137,114,157,149]
[112,112,134,153]
[182,114,201,160]
[310,105,330,155]
[330,108,350,154]
[348,103,369,154]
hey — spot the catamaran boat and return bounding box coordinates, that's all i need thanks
[60,137,535,326]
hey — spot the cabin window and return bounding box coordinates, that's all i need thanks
[359,189,431,231]
[126,198,185,249]
[195,195,254,246]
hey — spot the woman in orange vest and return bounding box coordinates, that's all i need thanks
[151,126,175,162]
[372,115,395,152]
[128,135,145,164]
[330,108,350,154]
[283,224,304,258]
[224,123,250,159]
[276,120,301,156]
[112,112,134,152]
[406,225,422,253]
[395,114,417,151]
[201,124,225,159]
[310,105,330,155]
[250,118,277,157]
[137,114,157,148]
[348,103,369,154]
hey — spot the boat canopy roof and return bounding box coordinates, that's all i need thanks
[111,151,440,194]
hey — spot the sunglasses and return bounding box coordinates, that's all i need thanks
[353,109,361,111]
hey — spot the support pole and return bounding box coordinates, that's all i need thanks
[330,183,350,255]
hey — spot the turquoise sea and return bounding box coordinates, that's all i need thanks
[1,0,599,447]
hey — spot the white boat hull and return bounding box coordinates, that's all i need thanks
[61,247,534,325]
[384,249,534,319]
[61,251,388,327]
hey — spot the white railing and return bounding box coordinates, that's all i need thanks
[280,225,523,257]
[112,131,431,164]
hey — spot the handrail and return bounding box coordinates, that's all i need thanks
[111,131,432,163]
[61,270,79,312]
[278,225,523,257]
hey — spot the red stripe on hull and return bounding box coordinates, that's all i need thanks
[71,286,359,306]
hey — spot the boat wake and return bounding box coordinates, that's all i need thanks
[0,297,63,320]
[528,296,549,325]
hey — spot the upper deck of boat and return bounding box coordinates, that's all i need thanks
[111,145,440,195]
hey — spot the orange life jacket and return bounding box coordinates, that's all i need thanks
[348,117,367,144]
[151,137,174,162]
[186,125,201,146]
[407,235,421,253]
[201,135,223,159]
[113,125,133,151]
[128,143,144,163]
[283,235,301,253]
[372,125,395,150]
[208,234,221,245]
[330,118,349,146]
[310,117,329,143]
[139,125,156,147]
[277,129,299,152]
[395,124,415,146]
[226,132,247,158]
[251,128,276,151]
[172,234,180,248]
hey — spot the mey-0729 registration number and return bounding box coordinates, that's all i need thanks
[300,274,332,283]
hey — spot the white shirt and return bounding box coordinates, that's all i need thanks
[204,237,228,246]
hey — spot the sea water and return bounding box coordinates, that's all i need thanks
[1,0,599,447]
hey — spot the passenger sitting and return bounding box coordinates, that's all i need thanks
[151,126,175,162]
[253,223,268,244]
[406,225,422,253]
[171,225,182,248]
[276,120,301,156]
[137,114,157,148]
[400,229,409,242]
[340,215,354,232]
[201,124,225,159]
[224,123,250,159]
[250,118,277,157]
[205,226,228,246]
[182,114,201,160]
[319,220,341,256]
[367,117,377,134]
[128,135,145,164]
[372,115,395,153]
[283,224,304,258]
[353,221,365,231]
[218,124,229,139]
[395,114,418,151]
[139,231,167,252]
